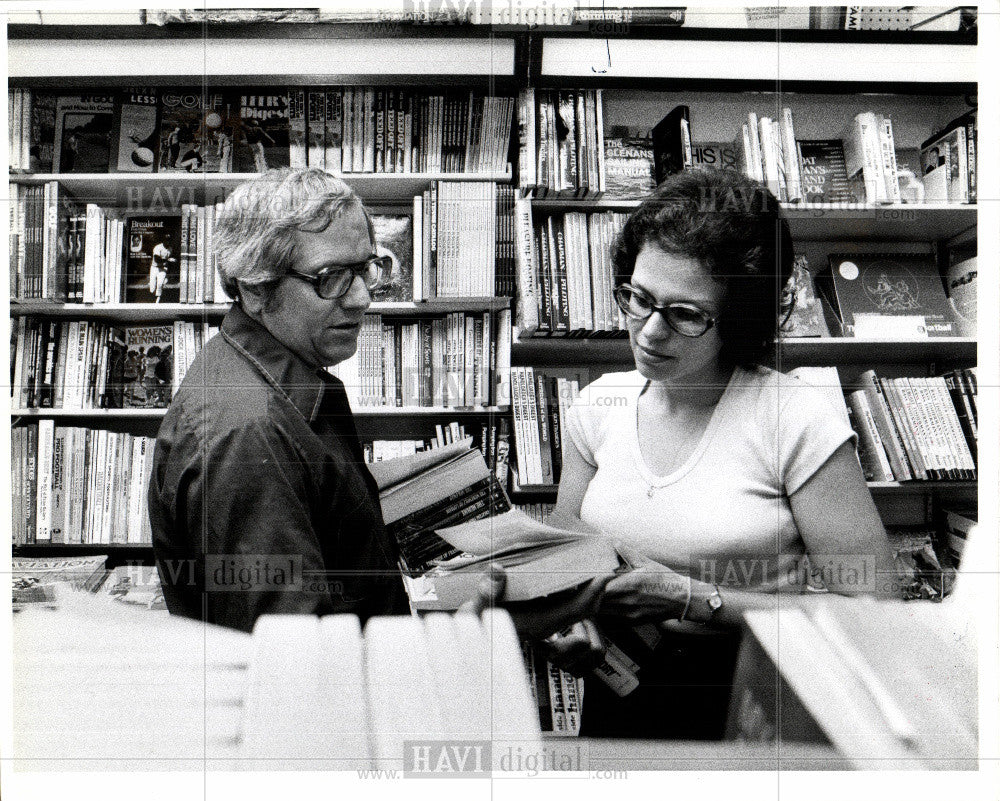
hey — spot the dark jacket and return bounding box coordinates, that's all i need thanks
[148,303,408,632]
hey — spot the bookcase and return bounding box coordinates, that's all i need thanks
[7,18,979,572]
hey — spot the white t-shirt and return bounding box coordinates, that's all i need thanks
[566,366,856,593]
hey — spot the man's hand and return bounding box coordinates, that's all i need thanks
[600,542,689,623]
[456,564,609,677]
[457,564,613,639]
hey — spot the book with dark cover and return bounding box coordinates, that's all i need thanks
[818,254,956,338]
[121,325,173,408]
[603,133,656,198]
[796,139,853,203]
[124,216,182,303]
[234,90,291,172]
[53,94,114,173]
[102,327,127,409]
[651,105,692,184]
[158,90,232,172]
[110,88,160,173]
[368,214,413,302]
[30,92,58,173]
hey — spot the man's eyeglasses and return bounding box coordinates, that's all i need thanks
[613,284,718,338]
[286,255,392,300]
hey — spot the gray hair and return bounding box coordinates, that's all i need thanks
[214,168,362,303]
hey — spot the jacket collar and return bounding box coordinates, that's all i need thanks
[220,303,334,424]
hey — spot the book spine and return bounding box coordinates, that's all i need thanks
[25,423,38,543]
[857,370,913,481]
[35,419,55,541]
[522,365,544,484]
[780,107,803,202]
[288,89,306,169]
[879,115,902,203]
[534,370,555,485]
[846,390,894,481]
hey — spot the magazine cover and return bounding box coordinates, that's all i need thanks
[122,325,173,408]
[110,88,160,173]
[369,213,414,302]
[159,90,233,172]
[234,90,291,172]
[124,216,182,303]
[53,94,115,173]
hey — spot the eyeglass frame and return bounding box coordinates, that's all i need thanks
[613,283,719,338]
[283,209,390,300]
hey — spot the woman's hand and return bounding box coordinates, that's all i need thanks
[600,544,691,624]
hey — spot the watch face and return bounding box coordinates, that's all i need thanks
[708,593,723,610]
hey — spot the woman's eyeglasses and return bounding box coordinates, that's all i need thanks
[613,284,718,338]
[286,255,392,300]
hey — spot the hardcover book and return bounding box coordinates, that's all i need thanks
[818,253,957,338]
[110,88,160,173]
[650,105,692,184]
[121,325,173,408]
[796,139,853,203]
[124,216,182,303]
[53,94,114,173]
[369,214,414,302]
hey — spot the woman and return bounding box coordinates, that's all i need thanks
[553,169,895,738]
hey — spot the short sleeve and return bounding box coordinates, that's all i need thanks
[777,384,857,495]
[564,396,598,467]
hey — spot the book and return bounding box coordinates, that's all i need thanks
[650,105,692,184]
[796,139,852,203]
[12,555,108,610]
[691,140,740,172]
[123,215,183,303]
[841,112,887,203]
[602,133,656,198]
[780,256,830,337]
[368,214,413,302]
[53,94,114,173]
[920,124,969,203]
[818,254,956,338]
[423,508,621,609]
[121,325,173,408]
[109,88,160,173]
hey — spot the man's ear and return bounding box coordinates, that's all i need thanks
[238,282,266,317]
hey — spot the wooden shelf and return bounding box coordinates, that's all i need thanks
[8,170,512,206]
[530,200,977,243]
[11,405,509,419]
[10,298,511,320]
[512,337,977,366]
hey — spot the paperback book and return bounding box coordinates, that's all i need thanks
[121,325,173,408]
[110,88,161,173]
[124,216,182,303]
[369,213,414,302]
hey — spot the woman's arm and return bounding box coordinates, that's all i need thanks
[601,441,899,628]
[550,424,601,534]
[788,439,897,598]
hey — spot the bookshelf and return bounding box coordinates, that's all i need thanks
[7,22,979,566]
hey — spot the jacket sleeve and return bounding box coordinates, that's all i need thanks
[155,415,336,633]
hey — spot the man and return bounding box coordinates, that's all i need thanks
[149,169,408,632]
[148,168,608,665]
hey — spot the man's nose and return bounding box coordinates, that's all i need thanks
[339,273,372,311]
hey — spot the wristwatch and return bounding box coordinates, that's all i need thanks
[704,585,723,622]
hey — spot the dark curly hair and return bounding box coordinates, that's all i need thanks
[611,169,794,368]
